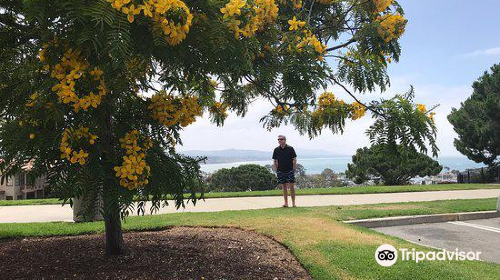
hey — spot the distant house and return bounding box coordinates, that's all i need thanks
[0,164,48,200]
[431,172,458,183]
[410,177,433,185]
[410,172,458,185]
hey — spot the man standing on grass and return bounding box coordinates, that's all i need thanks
[272,135,297,207]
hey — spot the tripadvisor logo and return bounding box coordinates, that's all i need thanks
[375,244,397,266]
[375,244,482,267]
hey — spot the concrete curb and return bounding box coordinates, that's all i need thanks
[344,210,500,228]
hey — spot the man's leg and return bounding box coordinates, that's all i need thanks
[287,170,296,207]
[289,183,296,207]
[282,183,289,207]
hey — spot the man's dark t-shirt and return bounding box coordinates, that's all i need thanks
[272,145,297,172]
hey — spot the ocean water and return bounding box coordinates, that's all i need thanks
[200,156,487,174]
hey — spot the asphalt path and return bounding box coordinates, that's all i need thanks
[373,217,500,264]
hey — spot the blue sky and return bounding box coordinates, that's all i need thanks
[390,0,500,86]
[179,0,500,158]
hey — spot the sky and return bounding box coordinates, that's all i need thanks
[178,0,500,157]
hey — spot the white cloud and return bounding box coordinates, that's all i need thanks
[463,47,500,57]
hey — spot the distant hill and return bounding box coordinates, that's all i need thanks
[179,148,348,164]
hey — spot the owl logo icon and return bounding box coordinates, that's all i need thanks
[375,244,398,266]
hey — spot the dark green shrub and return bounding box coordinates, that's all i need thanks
[208,164,277,192]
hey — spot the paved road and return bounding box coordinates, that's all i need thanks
[0,189,499,223]
[373,217,500,264]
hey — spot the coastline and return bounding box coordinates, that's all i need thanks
[200,156,487,174]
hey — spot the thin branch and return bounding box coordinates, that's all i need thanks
[307,0,315,26]
[325,38,356,53]
[330,76,386,118]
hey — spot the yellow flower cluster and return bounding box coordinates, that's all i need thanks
[312,93,365,125]
[46,47,107,112]
[372,0,392,13]
[25,93,39,107]
[376,13,406,42]
[317,92,344,109]
[209,102,228,118]
[429,112,435,122]
[221,0,246,17]
[179,95,203,126]
[417,103,426,113]
[287,29,327,61]
[220,0,279,38]
[288,16,305,31]
[350,101,366,120]
[274,104,290,115]
[300,33,326,55]
[313,91,347,117]
[114,130,152,190]
[107,0,193,45]
[417,104,435,122]
[148,92,203,127]
[107,0,142,22]
[60,126,97,165]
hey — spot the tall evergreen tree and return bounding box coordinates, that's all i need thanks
[448,64,500,167]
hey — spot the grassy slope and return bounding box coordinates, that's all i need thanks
[1,183,499,206]
[0,198,499,280]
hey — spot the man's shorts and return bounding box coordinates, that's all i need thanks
[276,170,295,184]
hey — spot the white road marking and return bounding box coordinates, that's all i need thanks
[449,221,500,233]
[459,222,500,231]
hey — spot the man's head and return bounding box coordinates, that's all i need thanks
[278,135,286,146]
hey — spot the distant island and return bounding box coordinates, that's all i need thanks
[178,148,349,164]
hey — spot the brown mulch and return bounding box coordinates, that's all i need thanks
[0,227,311,280]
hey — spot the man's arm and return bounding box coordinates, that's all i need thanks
[292,157,297,171]
[272,148,278,171]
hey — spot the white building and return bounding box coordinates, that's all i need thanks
[431,172,458,183]
[0,166,48,200]
[410,172,458,185]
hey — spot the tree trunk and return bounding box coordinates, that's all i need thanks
[103,200,125,256]
[99,98,126,256]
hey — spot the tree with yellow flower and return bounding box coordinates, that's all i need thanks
[0,0,437,256]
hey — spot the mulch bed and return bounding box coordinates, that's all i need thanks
[0,227,311,280]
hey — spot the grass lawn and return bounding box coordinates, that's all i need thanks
[1,198,499,279]
[1,183,499,206]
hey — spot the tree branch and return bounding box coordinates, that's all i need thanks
[330,76,386,118]
[325,38,356,53]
